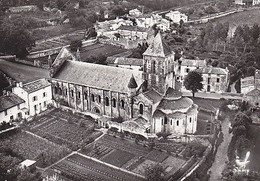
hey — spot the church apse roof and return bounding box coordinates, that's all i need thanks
[53,60,143,93]
[143,32,172,58]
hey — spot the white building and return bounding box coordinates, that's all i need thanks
[136,14,170,31]
[0,92,26,124]
[165,11,188,24]
[129,9,142,17]
[13,79,52,117]
[241,69,260,94]
[176,58,207,82]
[253,0,260,5]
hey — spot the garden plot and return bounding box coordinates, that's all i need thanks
[49,153,145,181]
[0,131,70,168]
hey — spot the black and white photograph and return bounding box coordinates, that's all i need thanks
[0,0,260,180]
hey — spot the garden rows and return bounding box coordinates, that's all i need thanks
[87,144,114,159]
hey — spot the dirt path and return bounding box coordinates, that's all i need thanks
[209,117,232,181]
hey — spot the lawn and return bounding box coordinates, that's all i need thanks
[101,149,135,167]
[0,130,71,168]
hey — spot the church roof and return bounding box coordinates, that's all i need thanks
[164,87,182,100]
[143,32,172,57]
[157,97,193,111]
[128,75,138,89]
[53,60,143,93]
[143,89,162,103]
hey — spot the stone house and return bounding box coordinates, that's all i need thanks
[244,88,260,107]
[165,11,188,24]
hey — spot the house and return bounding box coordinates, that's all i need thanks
[12,79,52,117]
[253,0,260,5]
[108,57,143,71]
[0,92,26,124]
[196,66,229,93]
[244,88,260,107]
[117,25,148,40]
[136,14,170,31]
[129,9,142,17]
[175,58,207,82]
[241,69,260,94]
[20,159,36,170]
[234,0,253,5]
[165,11,188,24]
[50,32,198,137]
[7,5,38,13]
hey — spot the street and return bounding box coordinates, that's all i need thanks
[209,117,232,181]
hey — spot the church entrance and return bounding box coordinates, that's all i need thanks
[92,107,101,114]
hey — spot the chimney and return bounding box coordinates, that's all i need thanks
[48,55,52,68]
[19,82,23,88]
[76,48,81,61]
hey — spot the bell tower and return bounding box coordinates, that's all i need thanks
[142,32,176,94]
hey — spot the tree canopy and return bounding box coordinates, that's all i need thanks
[184,71,203,97]
[145,164,165,181]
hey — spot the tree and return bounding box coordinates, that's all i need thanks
[145,164,165,181]
[184,71,203,97]
[0,15,35,58]
[70,39,82,52]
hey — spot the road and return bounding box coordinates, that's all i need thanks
[209,117,232,181]
[0,59,49,82]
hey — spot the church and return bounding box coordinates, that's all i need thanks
[50,33,198,136]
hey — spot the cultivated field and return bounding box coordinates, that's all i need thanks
[28,109,101,150]
[0,130,71,168]
[80,134,187,176]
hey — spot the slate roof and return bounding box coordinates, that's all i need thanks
[164,87,182,100]
[22,79,51,93]
[0,93,25,112]
[143,32,172,57]
[128,75,138,88]
[54,61,143,93]
[197,66,228,75]
[157,97,193,110]
[246,88,260,96]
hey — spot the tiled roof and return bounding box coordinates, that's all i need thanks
[118,25,147,32]
[114,57,143,66]
[197,66,228,75]
[53,61,143,93]
[128,75,138,88]
[180,58,207,67]
[164,87,182,100]
[0,93,25,112]
[143,32,172,57]
[22,79,51,93]
[143,89,162,103]
[246,88,260,96]
[157,97,193,111]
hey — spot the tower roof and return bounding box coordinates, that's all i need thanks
[164,87,182,100]
[128,75,138,89]
[143,32,172,57]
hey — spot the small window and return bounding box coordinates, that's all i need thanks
[208,78,210,84]
[217,78,220,83]
[33,96,37,102]
[161,119,163,125]
[112,98,116,108]
[105,97,109,106]
[17,104,20,109]
[139,104,143,115]
[186,68,190,73]
[91,94,95,102]
[121,100,125,109]
[10,115,13,120]
[71,90,74,97]
[190,117,192,123]
[43,92,47,97]
[54,87,58,94]
[4,110,7,116]
[84,92,88,99]
[34,105,37,111]
[171,120,172,125]
[177,120,179,126]
[164,117,167,124]
[78,92,81,99]
[44,101,47,107]
[64,89,67,96]
[98,95,101,103]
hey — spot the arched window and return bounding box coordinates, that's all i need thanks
[91,94,95,102]
[105,97,109,106]
[84,92,88,99]
[139,104,143,115]
[153,60,156,73]
[177,120,179,126]
[64,89,67,96]
[77,92,81,99]
[58,88,62,95]
[71,90,74,97]
[98,95,101,103]
[112,98,116,108]
[190,117,192,123]
[121,100,125,109]
[164,117,167,124]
